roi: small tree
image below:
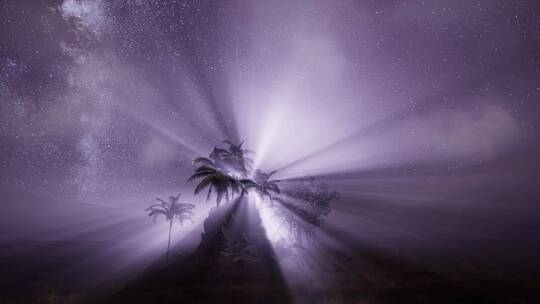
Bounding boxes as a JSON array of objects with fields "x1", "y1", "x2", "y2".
[{"x1": 145, "y1": 193, "x2": 195, "y2": 262}]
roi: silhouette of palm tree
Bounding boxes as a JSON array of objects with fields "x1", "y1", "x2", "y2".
[
  {"x1": 145, "y1": 193, "x2": 195, "y2": 261},
  {"x1": 189, "y1": 144, "x2": 255, "y2": 206},
  {"x1": 221, "y1": 140, "x2": 254, "y2": 176},
  {"x1": 188, "y1": 161, "x2": 248, "y2": 206},
  {"x1": 252, "y1": 169, "x2": 281, "y2": 201}
]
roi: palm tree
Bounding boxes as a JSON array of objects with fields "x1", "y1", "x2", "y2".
[
  {"x1": 222, "y1": 140, "x2": 253, "y2": 158},
  {"x1": 253, "y1": 169, "x2": 281, "y2": 202},
  {"x1": 145, "y1": 193, "x2": 195, "y2": 261},
  {"x1": 222, "y1": 140, "x2": 254, "y2": 176},
  {"x1": 188, "y1": 148, "x2": 255, "y2": 206},
  {"x1": 187, "y1": 164, "x2": 239, "y2": 205}
]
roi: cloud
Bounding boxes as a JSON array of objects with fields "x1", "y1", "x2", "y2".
[
  {"x1": 396, "y1": 102, "x2": 520, "y2": 164},
  {"x1": 60, "y1": 0, "x2": 109, "y2": 39}
]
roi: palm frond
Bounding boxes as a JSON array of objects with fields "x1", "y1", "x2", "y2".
[
  {"x1": 192, "y1": 157, "x2": 214, "y2": 166},
  {"x1": 187, "y1": 171, "x2": 211, "y2": 181},
  {"x1": 193, "y1": 165, "x2": 218, "y2": 173},
  {"x1": 188, "y1": 166, "x2": 217, "y2": 181},
  {"x1": 145, "y1": 204, "x2": 167, "y2": 211},
  {"x1": 239, "y1": 178, "x2": 257, "y2": 187},
  {"x1": 206, "y1": 184, "x2": 213, "y2": 201},
  {"x1": 216, "y1": 191, "x2": 224, "y2": 206},
  {"x1": 194, "y1": 175, "x2": 214, "y2": 194},
  {"x1": 156, "y1": 198, "x2": 169, "y2": 206},
  {"x1": 222, "y1": 139, "x2": 235, "y2": 147},
  {"x1": 171, "y1": 203, "x2": 190, "y2": 212},
  {"x1": 211, "y1": 147, "x2": 230, "y2": 158},
  {"x1": 148, "y1": 209, "x2": 167, "y2": 222},
  {"x1": 175, "y1": 210, "x2": 195, "y2": 218},
  {"x1": 267, "y1": 183, "x2": 280, "y2": 194},
  {"x1": 229, "y1": 180, "x2": 240, "y2": 195}
]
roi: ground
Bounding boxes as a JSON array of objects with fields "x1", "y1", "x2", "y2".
[{"x1": 2, "y1": 232, "x2": 538, "y2": 304}]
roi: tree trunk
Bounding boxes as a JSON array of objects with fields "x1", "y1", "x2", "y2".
[{"x1": 166, "y1": 219, "x2": 173, "y2": 262}]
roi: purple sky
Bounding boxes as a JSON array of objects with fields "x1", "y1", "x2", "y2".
[{"x1": 1, "y1": 0, "x2": 540, "y2": 271}]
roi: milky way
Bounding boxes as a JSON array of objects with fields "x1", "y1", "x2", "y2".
[{"x1": 1, "y1": 0, "x2": 540, "y2": 282}]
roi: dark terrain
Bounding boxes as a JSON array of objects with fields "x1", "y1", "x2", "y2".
[{"x1": 2, "y1": 233, "x2": 538, "y2": 304}]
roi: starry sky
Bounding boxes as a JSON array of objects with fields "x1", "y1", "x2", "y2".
[{"x1": 1, "y1": 0, "x2": 540, "y2": 262}]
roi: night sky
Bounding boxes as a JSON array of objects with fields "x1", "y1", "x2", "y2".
[{"x1": 1, "y1": 0, "x2": 540, "y2": 276}]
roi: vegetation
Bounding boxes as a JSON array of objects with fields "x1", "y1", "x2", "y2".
[
  {"x1": 185, "y1": 139, "x2": 338, "y2": 265},
  {"x1": 252, "y1": 169, "x2": 280, "y2": 202},
  {"x1": 145, "y1": 193, "x2": 195, "y2": 261},
  {"x1": 143, "y1": 138, "x2": 338, "y2": 266},
  {"x1": 187, "y1": 140, "x2": 257, "y2": 206}
]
